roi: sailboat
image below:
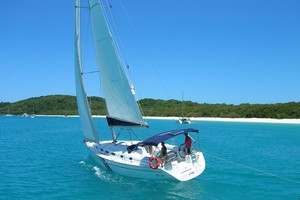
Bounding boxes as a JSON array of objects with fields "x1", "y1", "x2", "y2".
[
  {"x1": 177, "y1": 92, "x2": 192, "y2": 124},
  {"x1": 75, "y1": 0, "x2": 205, "y2": 181},
  {"x1": 5, "y1": 107, "x2": 13, "y2": 117}
]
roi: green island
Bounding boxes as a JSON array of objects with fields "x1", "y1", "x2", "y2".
[{"x1": 1, "y1": 95, "x2": 300, "y2": 119}]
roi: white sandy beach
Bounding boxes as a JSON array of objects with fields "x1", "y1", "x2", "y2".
[
  {"x1": 34, "y1": 115, "x2": 300, "y2": 124},
  {"x1": 144, "y1": 116, "x2": 300, "y2": 124}
]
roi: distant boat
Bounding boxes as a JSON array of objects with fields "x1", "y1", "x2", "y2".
[
  {"x1": 75, "y1": 0, "x2": 205, "y2": 181},
  {"x1": 5, "y1": 107, "x2": 13, "y2": 117},
  {"x1": 31, "y1": 107, "x2": 35, "y2": 118},
  {"x1": 177, "y1": 92, "x2": 192, "y2": 124},
  {"x1": 178, "y1": 117, "x2": 192, "y2": 124},
  {"x1": 64, "y1": 107, "x2": 68, "y2": 118},
  {"x1": 22, "y1": 113, "x2": 29, "y2": 117}
]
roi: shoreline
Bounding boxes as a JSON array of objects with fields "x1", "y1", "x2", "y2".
[
  {"x1": 4, "y1": 115, "x2": 300, "y2": 124},
  {"x1": 192, "y1": 117, "x2": 300, "y2": 124},
  {"x1": 145, "y1": 116, "x2": 300, "y2": 124},
  {"x1": 40, "y1": 115, "x2": 300, "y2": 124}
]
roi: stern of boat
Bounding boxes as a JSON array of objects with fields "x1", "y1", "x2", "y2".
[{"x1": 161, "y1": 151, "x2": 206, "y2": 181}]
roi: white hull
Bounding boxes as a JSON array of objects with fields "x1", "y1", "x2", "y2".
[{"x1": 86, "y1": 140, "x2": 205, "y2": 181}]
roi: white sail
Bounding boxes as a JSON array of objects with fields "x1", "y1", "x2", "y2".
[
  {"x1": 88, "y1": 0, "x2": 148, "y2": 127},
  {"x1": 75, "y1": 0, "x2": 99, "y2": 143}
]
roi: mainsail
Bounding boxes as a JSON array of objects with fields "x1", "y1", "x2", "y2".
[
  {"x1": 75, "y1": 0, "x2": 99, "y2": 143},
  {"x1": 88, "y1": 0, "x2": 148, "y2": 127}
]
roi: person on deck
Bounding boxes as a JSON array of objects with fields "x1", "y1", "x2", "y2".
[
  {"x1": 184, "y1": 133, "x2": 192, "y2": 155},
  {"x1": 160, "y1": 142, "x2": 168, "y2": 167}
]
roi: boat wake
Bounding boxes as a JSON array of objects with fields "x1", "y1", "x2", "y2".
[
  {"x1": 79, "y1": 157, "x2": 137, "y2": 185},
  {"x1": 79, "y1": 159, "x2": 110, "y2": 180},
  {"x1": 91, "y1": 165, "x2": 140, "y2": 186},
  {"x1": 79, "y1": 158, "x2": 205, "y2": 198},
  {"x1": 93, "y1": 166, "x2": 106, "y2": 179}
]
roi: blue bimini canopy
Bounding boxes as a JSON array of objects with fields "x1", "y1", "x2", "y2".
[{"x1": 127, "y1": 128, "x2": 199, "y2": 152}]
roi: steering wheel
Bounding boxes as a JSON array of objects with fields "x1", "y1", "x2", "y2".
[{"x1": 178, "y1": 143, "x2": 186, "y2": 158}]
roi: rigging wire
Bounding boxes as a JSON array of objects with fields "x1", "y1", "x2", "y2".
[
  {"x1": 112, "y1": 0, "x2": 171, "y2": 119},
  {"x1": 116, "y1": 129, "x2": 141, "y2": 142},
  {"x1": 205, "y1": 152, "x2": 300, "y2": 184},
  {"x1": 116, "y1": 0, "x2": 171, "y2": 100},
  {"x1": 101, "y1": 0, "x2": 132, "y2": 86},
  {"x1": 103, "y1": 1, "x2": 138, "y2": 102},
  {"x1": 80, "y1": 0, "x2": 103, "y2": 125},
  {"x1": 100, "y1": 1, "x2": 137, "y2": 95},
  {"x1": 100, "y1": 0, "x2": 150, "y2": 120},
  {"x1": 81, "y1": 1, "x2": 98, "y2": 79},
  {"x1": 103, "y1": 0, "x2": 130, "y2": 69}
]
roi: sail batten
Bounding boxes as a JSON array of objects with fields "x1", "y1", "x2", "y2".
[
  {"x1": 75, "y1": 0, "x2": 99, "y2": 143},
  {"x1": 88, "y1": 0, "x2": 148, "y2": 128}
]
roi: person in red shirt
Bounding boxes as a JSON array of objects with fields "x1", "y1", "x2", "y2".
[{"x1": 184, "y1": 133, "x2": 192, "y2": 155}]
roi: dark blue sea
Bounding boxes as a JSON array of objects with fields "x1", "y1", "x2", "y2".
[{"x1": 0, "y1": 116, "x2": 299, "y2": 199}]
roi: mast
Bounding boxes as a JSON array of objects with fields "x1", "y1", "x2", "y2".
[{"x1": 75, "y1": 0, "x2": 99, "y2": 143}]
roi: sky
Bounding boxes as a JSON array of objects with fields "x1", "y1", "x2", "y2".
[{"x1": 0, "y1": 0, "x2": 299, "y2": 105}]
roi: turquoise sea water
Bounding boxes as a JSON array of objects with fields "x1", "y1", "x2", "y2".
[{"x1": 0, "y1": 116, "x2": 299, "y2": 200}]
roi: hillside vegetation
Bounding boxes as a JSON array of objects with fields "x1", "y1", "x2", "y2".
[
  {"x1": 0, "y1": 95, "x2": 106, "y2": 116},
  {"x1": 1, "y1": 95, "x2": 300, "y2": 119}
]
